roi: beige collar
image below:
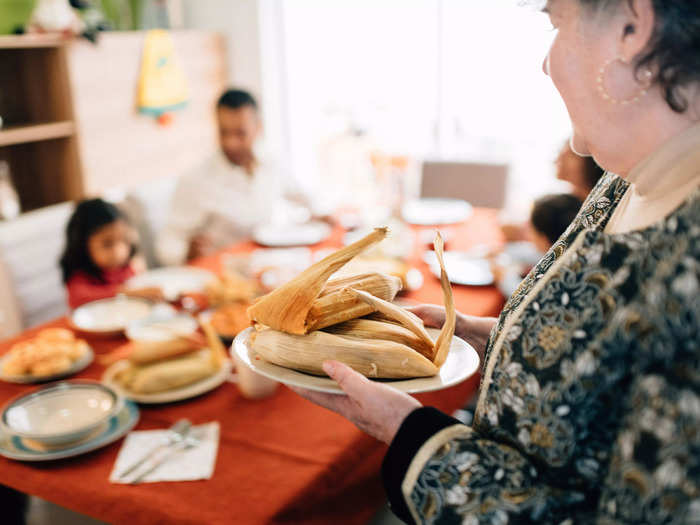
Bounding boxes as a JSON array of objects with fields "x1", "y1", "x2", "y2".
[{"x1": 625, "y1": 121, "x2": 700, "y2": 198}]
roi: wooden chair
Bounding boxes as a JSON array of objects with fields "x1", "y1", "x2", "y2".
[{"x1": 420, "y1": 161, "x2": 509, "y2": 208}]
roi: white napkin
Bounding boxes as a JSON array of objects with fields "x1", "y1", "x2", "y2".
[{"x1": 109, "y1": 422, "x2": 219, "y2": 484}]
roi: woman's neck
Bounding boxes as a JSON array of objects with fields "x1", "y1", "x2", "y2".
[{"x1": 605, "y1": 88, "x2": 699, "y2": 178}]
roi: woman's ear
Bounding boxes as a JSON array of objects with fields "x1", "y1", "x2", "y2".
[{"x1": 620, "y1": 0, "x2": 655, "y2": 64}]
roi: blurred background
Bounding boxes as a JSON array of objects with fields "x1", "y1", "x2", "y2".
[{"x1": 0, "y1": 0, "x2": 577, "y2": 339}]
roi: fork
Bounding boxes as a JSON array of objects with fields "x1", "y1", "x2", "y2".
[
  {"x1": 115, "y1": 419, "x2": 191, "y2": 480},
  {"x1": 129, "y1": 431, "x2": 203, "y2": 484}
]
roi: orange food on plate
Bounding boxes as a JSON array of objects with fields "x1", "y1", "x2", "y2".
[{"x1": 211, "y1": 303, "x2": 252, "y2": 338}]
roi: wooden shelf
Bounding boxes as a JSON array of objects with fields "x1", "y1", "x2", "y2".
[
  {"x1": 0, "y1": 121, "x2": 75, "y2": 147},
  {"x1": 0, "y1": 35, "x2": 67, "y2": 49}
]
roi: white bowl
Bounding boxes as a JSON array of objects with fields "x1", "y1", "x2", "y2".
[{"x1": 0, "y1": 382, "x2": 123, "y2": 448}]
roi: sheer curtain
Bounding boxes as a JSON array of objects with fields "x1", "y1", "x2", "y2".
[{"x1": 276, "y1": 0, "x2": 573, "y2": 216}]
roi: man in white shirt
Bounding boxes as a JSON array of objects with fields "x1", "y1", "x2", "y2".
[{"x1": 157, "y1": 89, "x2": 297, "y2": 265}]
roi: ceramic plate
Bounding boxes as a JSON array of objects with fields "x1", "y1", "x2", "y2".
[
  {"x1": 102, "y1": 358, "x2": 233, "y2": 404},
  {"x1": 126, "y1": 267, "x2": 217, "y2": 301},
  {"x1": 424, "y1": 251, "x2": 494, "y2": 286},
  {"x1": 125, "y1": 313, "x2": 199, "y2": 342},
  {"x1": 252, "y1": 221, "x2": 331, "y2": 247},
  {"x1": 70, "y1": 297, "x2": 168, "y2": 335},
  {"x1": 402, "y1": 198, "x2": 473, "y2": 225},
  {"x1": 233, "y1": 327, "x2": 480, "y2": 395},
  {"x1": 0, "y1": 400, "x2": 139, "y2": 462},
  {"x1": 0, "y1": 346, "x2": 94, "y2": 384}
]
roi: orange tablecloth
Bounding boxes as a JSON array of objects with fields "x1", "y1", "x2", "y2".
[{"x1": 0, "y1": 210, "x2": 505, "y2": 525}]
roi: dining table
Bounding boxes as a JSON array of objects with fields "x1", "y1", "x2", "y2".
[{"x1": 0, "y1": 209, "x2": 505, "y2": 525}]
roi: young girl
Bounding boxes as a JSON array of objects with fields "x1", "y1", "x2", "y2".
[{"x1": 60, "y1": 198, "x2": 162, "y2": 309}]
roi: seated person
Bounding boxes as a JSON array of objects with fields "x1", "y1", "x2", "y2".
[
  {"x1": 157, "y1": 89, "x2": 305, "y2": 265},
  {"x1": 500, "y1": 141, "x2": 604, "y2": 241},
  {"x1": 60, "y1": 199, "x2": 162, "y2": 309},
  {"x1": 492, "y1": 193, "x2": 582, "y2": 298}
]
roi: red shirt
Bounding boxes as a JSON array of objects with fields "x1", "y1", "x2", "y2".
[{"x1": 66, "y1": 266, "x2": 136, "y2": 309}]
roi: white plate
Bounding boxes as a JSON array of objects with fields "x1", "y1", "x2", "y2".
[
  {"x1": 126, "y1": 314, "x2": 199, "y2": 343},
  {"x1": 252, "y1": 221, "x2": 331, "y2": 247},
  {"x1": 0, "y1": 346, "x2": 94, "y2": 384},
  {"x1": 126, "y1": 267, "x2": 217, "y2": 301},
  {"x1": 424, "y1": 251, "x2": 494, "y2": 286},
  {"x1": 233, "y1": 327, "x2": 480, "y2": 395},
  {"x1": 0, "y1": 400, "x2": 139, "y2": 462},
  {"x1": 102, "y1": 358, "x2": 233, "y2": 404},
  {"x1": 71, "y1": 297, "x2": 165, "y2": 335},
  {"x1": 402, "y1": 198, "x2": 473, "y2": 225}
]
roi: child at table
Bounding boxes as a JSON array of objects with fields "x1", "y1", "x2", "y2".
[
  {"x1": 60, "y1": 198, "x2": 163, "y2": 309},
  {"x1": 492, "y1": 193, "x2": 583, "y2": 298}
]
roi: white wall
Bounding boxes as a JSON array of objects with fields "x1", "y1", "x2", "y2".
[{"x1": 182, "y1": 0, "x2": 289, "y2": 163}]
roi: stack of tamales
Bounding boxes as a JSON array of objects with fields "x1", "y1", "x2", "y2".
[{"x1": 247, "y1": 228, "x2": 456, "y2": 379}]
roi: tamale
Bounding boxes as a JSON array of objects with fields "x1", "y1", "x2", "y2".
[
  {"x1": 306, "y1": 273, "x2": 402, "y2": 331},
  {"x1": 120, "y1": 350, "x2": 216, "y2": 394},
  {"x1": 252, "y1": 328, "x2": 438, "y2": 378},
  {"x1": 250, "y1": 230, "x2": 457, "y2": 379},
  {"x1": 324, "y1": 318, "x2": 435, "y2": 361},
  {"x1": 344, "y1": 288, "x2": 436, "y2": 360},
  {"x1": 247, "y1": 228, "x2": 397, "y2": 334},
  {"x1": 432, "y1": 233, "x2": 455, "y2": 367}
]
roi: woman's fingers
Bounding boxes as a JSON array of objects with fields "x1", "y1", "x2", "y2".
[
  {"x1": 288, "y1": 362, "x2": 422, "y2": 444},
  {"x1": 288, "y1": 385, "x2": 352, "y2": 413},
  {"x1": 322, "y1": 360, "x2": 372, "y2": 400},
  {"x1": 406, "y1": 304, "x2": 446, "y2": 328}
]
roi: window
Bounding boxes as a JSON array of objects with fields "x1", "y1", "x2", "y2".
[{"x1": 276, "y1": 0, "x2": 572, "y2": 215}]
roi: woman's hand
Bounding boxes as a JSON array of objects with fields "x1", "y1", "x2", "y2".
[
  {"x1": 406, "y1": 304, "x2": 497, "y2": 363},
  {"x1": 289, "y1": 361, "x2": 421, "y2": 444}
]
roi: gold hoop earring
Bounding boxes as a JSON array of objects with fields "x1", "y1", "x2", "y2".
[{"x1": 596, "y1": 57, "x2": 653, "y2": 105}]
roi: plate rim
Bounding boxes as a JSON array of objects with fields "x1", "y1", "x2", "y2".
[
  {"x1": 101, "y1": 355, "x2": 233, "y2": 404},
  {"x1": 0, "y1": 400, "x2": 139, "y2": 461},
  {"x1": 70, "y1": 296, "x2": 160, "y2": 335},
  {"x1": 401, "y1": 198, "x2": 473, "y2": 226},
  {"x1": 0, "y1": 346, "x2": 95, "y2": 384},
  {"x1": 252, "y1": 221, "x2": 332, "y2": 247},
  {"x1": 125, "y1": 267, "x2": 217, "y2": 300},
  {"x1": 232, "y1": 326, "x2": 480, "y2": 395}
]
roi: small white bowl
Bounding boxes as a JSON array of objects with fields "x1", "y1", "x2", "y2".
[{"x1": 0, "y1": 381, "x2": 123, "y2": 448}]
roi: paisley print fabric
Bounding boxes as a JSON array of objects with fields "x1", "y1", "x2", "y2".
[{"x1": 403, "y1": 174, "x2": 699, "y2": 524}]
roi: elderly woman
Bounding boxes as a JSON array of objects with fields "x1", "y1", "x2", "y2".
[{"x1": 293, "y1": 1, "x2": 699, "y2": 523}]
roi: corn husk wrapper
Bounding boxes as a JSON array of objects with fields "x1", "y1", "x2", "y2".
[
  {"x1": 324, "y1": 318, "x2": 435, "y2": 361},
  {"x1": 247, "y1": 228, "x2": 393, "y2": 334},
  {"x1": 345, "y1": 288, "x2": 436, "y2": 360},
  {"x1": 432, "y1": 233, "x2": 455, "y2": 367},
  {"x1": 117, "y1": 350, "x2": 216, "y2": 394},
  {"x1": 249, "y1": 230, "x2": 456, "y2": 379},
  {"x1": 129, "y1": 338, "x2": 203, "y2": 365},
  {"x1": 252, "y1": 328, "x2": 438, "y2": 378}
]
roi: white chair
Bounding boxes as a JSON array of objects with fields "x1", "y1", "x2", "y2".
[
  {"x1": 420, "y1": 161, "x2": 509, "y2": 208},
  {"x1": 0, "y1": 202, "x2": 74, "y2": 338},
  {"x1": 117, "y1": 176, "x2": 179, "y2": 269}
]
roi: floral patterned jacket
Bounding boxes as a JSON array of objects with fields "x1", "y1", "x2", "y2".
[{"x1": 382, "y1": 173, "x2": 699, "y2": 524}]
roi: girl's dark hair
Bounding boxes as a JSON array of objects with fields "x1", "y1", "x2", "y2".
[
  {"x1": 579, "y1": 0, "x2": 700, "y2": 113},
  {"x1": 531, "y1": 193, "x2": 584, "y2": 244},
  {"x1": 59, "y1": 198, "x2": 134, "y2": 283}
]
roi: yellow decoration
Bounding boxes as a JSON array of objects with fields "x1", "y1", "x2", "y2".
[{"x1": 137, "y1": 30, "x2": 188, "y2": 116}]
